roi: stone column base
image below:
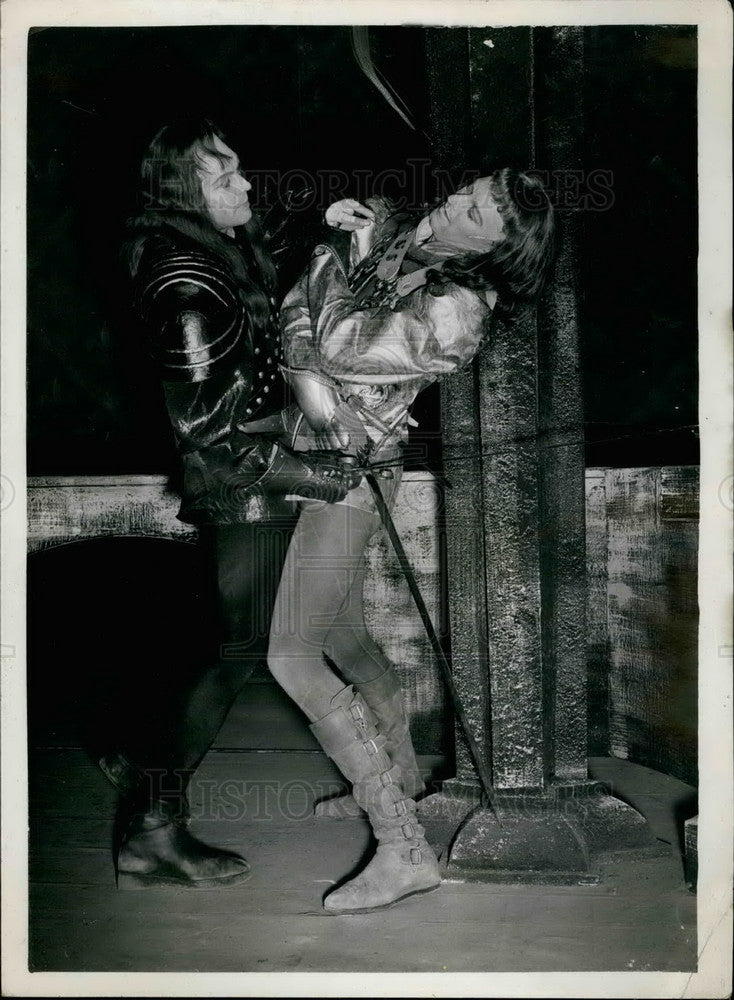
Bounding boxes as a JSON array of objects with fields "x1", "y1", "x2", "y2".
[{"x1": 418, "y1": 779, "x2": 668, "y2": 885}]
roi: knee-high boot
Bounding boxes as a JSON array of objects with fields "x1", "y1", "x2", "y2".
[
  {"x1": 310, "y1": 685, "x2": 440, "y2": 914},
  {"x1": 314, "y1": 667, "x2": 426, "y2": 819},
  {"x1": 100, "y1": 752, "x2": 251, "y2": 889}
]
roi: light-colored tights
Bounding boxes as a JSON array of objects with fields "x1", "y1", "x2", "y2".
[{"x1": 267, "y1": 502, "x2": 396, "y2": 723}]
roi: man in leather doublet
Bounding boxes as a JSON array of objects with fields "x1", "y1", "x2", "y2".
[
  {"x1": 136, "y1": 233, "x2": 289, "y2": 523},
  {"x1": 101, "y1": 118, "x2": 358, "y2": 890}
]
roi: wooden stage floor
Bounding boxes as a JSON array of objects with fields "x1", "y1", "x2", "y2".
[{"x1": 26, "y1": 683, "x2": 697, "y2": 975}]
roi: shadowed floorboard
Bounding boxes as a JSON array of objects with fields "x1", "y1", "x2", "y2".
[
  {"x1": 23, "y1": 681, "x2": 698, "y2": 973},
  {"x1": 27, "y1": 743, "x2": 697, "y2": 973}
]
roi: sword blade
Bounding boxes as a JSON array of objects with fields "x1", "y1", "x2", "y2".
[{"x1": 365, "y1": 473, "x2": 500, "y2": 820}]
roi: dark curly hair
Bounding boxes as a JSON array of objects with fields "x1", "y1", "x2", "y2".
[{"x1": 428, "y1": 169, "x2": 556, "y2": 311}]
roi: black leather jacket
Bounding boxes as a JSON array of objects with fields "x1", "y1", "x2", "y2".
[{"x1": 131, "y1": 224, "x2": 293, "y2": 524}]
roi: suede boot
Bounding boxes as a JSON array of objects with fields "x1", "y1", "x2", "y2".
[
  {"x1": 314, "y1": 668, "x2": 426, "y2": 819},
  {"x1": 310, "y1": 685, "x2": 440, "y2": 914}
]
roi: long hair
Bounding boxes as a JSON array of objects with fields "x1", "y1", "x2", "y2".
[
  {"x1": 122, "y1": 116, "x2": 277, "y2": 337},
  {"x1": 432, "y1": 169, "x2": 556, "y2": 312}
]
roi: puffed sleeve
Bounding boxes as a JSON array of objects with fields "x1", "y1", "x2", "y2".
[
  {"x1": 134, "y1": 248, "x2": 267, "y2": 472},
  {"x1": 281, "y1": 246, "x2": 491, "y2": 386},
  {"x1": 137, "y1": 251, "x2": 250, "y2": 384},
  {"x1": 132, "y1": 244, "x2": 297, "y2": 522}
]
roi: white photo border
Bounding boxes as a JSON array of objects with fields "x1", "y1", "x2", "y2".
[{"x1": 2, "y1": 1, "x2": 732, "y2": 997}]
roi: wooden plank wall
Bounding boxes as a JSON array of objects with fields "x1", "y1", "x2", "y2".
[
  {"x1": 27, "y1": 468, "x2": 699, "y2": 781},
  {"x1": 26, "y1": 473, "x2": 450, "y2": 757},
  {"x1": 27, "y1": 475, "x2": 195, "y2": 551},
  {"x1": 585, "y1": 467, "x2": 699, "y2": 786}
]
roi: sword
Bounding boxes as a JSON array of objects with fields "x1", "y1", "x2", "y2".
[{"x1": 363, "y1": 471, "x2": 500, "y2": 820}]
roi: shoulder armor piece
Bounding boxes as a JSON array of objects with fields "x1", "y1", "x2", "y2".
[{"x1": 136, "y1": 249, "x2": 250, "y2": 383}]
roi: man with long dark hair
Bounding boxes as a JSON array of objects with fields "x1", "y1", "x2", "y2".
[
  {"x1": 101, "y1": 117, "x2": 359, "y2": 888},
  {"x1": 266, "y1": 170, "x2": 557, "y2": 912}
]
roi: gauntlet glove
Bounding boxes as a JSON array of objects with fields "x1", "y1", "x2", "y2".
[
  {"x1": 251, "y1": 443, "x2": 362, "y2": 503},
  {"x1": 184, "y1": 436, "x2": 363, "y2": 522}
]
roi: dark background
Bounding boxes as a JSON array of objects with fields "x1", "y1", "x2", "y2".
[{"x1": 27, "y1": 24, "x2": 698, "y2": 475}]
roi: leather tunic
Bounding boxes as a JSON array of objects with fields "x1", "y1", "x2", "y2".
[{"x1": 132, "y1": 227, "x2": 293, "y2": 525}]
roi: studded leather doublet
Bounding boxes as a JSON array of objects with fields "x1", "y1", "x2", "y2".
[{"x1": 134, "y1": 234, "x2": 289, "y2": 524}]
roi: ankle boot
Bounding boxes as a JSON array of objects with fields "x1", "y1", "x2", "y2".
[
  {"x1": 314, "y1": 668, "x2": 426, "y2": 819},
  {"x1": 310, "y1": 685, "x2": 440, "y2": 914},
  {"x1": 116, "y1": 795, "x2": 251, "y2": 889},
  {"x1": 101, "y1": 752, "x2": 250, "y2": 889}
]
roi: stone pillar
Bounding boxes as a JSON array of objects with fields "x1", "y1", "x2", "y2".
[
  {"x1": 426, "y1": 26, "x2": 540, "y2": 800},
  {"x1": 534, "y1": 27, "x2": 589, "y2": 785},
  {"x1": 421, "y1": 26, "x2": 664, "y2": 879}
]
